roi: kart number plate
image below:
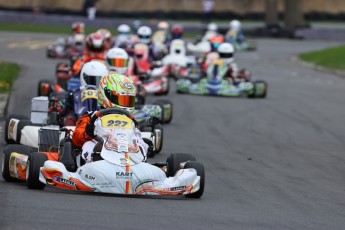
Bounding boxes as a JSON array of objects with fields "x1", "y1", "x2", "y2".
[
  {"x1": 101, "y1": 115, "x2": 133, "y2": 129},
  {"x1": 82, "y1": 90, "x2": 98, "y2": 101}
]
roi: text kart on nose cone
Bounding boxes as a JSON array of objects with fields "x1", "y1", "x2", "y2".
[{"x1": 27, "y1": 108, "x2": 205, "y2": 198}]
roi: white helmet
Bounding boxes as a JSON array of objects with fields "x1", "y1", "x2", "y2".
[
  {"x1": 230, "y1": 20, "x2": 241, "y2": 32},
  {"x1": 137, "y1": 26, "x2": 152, "y2": 44},
  {"x1": 217, "y1": 43, "x2": 234, "y2": 64},
  {"x1": 207, "y1": 23, "x2": 218, "y2": 32},
  {"x1": 80, "y1": 61, "x2": 108, "y2": 87},
  {"x1": 117, "y1": 24, "x2": 131, "y2": 35},
  {"x1": 106, "y1": 48, "x2": 129, "y2": 74}
]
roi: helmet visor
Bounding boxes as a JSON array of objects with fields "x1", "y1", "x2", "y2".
[
  {"x1": 219, "y1": 52, "x2": 233, "y2": 59},
  {"x1": 83, "y1": 73, "x2": 101, "y2": 86},
  {"x1": 106, "y1": 58, "x2": 128, "y2": 68},
  {"x1": 104, "y1": 88, "x2": 135, "y2": 108}
]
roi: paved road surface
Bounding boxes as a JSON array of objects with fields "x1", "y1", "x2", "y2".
[{"x1": 1, "y1": 32, "x2": 345, "y2": 230}]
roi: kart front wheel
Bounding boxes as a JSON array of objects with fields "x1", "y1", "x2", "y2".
[
  {"x1": 166, "y1": 153, "x2": 197, "y2": 177},
  {"x1": 26, "y1": 152, "x2": 47, "y2": 190},
  {"x1": 154, "y1": 124, "x2": 163, "y2": 154},
  {"x1": 184, "y1": 161, "x2": 205, "y2": 199},
  {"x1": 153, "y1": 99, "x2": 173, "y2": 124},
  {"x1": 2, "y1": 145, "x2": 37, "y2": 182}
]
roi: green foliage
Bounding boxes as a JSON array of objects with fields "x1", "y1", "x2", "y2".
[
  {"x1": 0, "y1": 23, "x2": 117, "y2": 35},
  {"x1": 0, "y1": 61, "x2": 20, "y2": 93},
  {"x1": 299, "y1": 45, "x2": 345, "y2": 70}
]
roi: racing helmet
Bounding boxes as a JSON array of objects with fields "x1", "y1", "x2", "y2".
[
  {"x1": 210, "y1": 34, "x2": 224, "y2": 51},
  {"x1": 230, "y1": 20, "x2": 241, "y2": 32},
  {"x1": 217, "y1": 43, "x2": 235, "y2": 64},
  {"x1": 207, "y1": 23, "x2": 218, "y2": 32},
  {"x1": 117, "y1": 24, "x2": 131, "y2": 35},
  {"x1": 86, "y1": 33, "x2": 106, "y2": 53},
  {"x1": 137, "y1": 26, "x2": 152, "y2": 44},
  {"x1": 98, "y1": 73, "x2": 136, "y2": 113},
  {"x1": 72, "y1": 22, "x2": 85, "y2": 34},
  {"x1": 170, "y1": 24, "x2": 184, "y2": 39},
  {"x1": 106, "y1": 48, "x2": 129, "y2": 74},
  {"x1": 157, "y1": 21, "x2": 169, "y2": 30},
  {"x1": 97, "y1": 28, "x2": 113, "y2": 45},
  {"x1": 80, "y1": 61, "x2": 108, "y2": 86}
]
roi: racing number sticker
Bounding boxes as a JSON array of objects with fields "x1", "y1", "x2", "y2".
[
  {"x1": 107, "y1": 120, "x2": 128, "y2": 127},
  {"x1": 81, "y1": 90, "x2": 98, "y2": 101},
  {"x1": 100, "y1": 115, "x2": 133, "y2": 129}
]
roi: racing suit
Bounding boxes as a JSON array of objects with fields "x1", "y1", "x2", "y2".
[{"x1": 71, "y1": 112, "x2": 149, "y2": 163}]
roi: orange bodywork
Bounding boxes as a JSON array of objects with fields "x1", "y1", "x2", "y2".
[{"x1": 42, "y1": 168, "x2": 93, "y2": 192}]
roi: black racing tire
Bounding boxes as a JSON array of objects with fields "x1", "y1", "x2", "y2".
[
  {"x1": 184, "y1": 161, "x2": 205, "y2": 199},
  {"x1": 16, "y1": 120, "x2": 32, "y2": 144},
  {"x1": 2, "y1": 145, "x2": 37, "y2": 182},
  {"x1": 253, "y1": 80, "x2": 267, "y2": 98},
  {"x1": 153, "y1": 99, "x2": 173, "y2": 124},
  {"x1": 162, "y1": 78, "x2": 170, "y2": 95},
  {"x1": 154, "y1": 124, "x2": 163, "y2": 154},
  {"x1": 166, "y1": 153, "x2": 197, "y2": 177},
  {"x1": 26, "y1": 152, "x2": 47, "y2": 190},
  {"x1": 5, "y1": 114, "x2": 29, "y2": 144}
]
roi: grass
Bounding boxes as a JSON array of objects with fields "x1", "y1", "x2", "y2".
[
  {"x1": 0, "y1": 22, "x2": 199, "y2": 39},
  {"x1": 0, "y1": 23, "x2": 117, "y2": 35},
  {"x1": 299, "y1": 45, "x2": 345, "y2": 70},
  {"x1": 0, "y1": 61, "x2": 20, "y2": 93}
]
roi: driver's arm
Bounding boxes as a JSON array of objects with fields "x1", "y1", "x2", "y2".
[{"x1": 71, "y1": 114, "x2": 93, "y2": 148}]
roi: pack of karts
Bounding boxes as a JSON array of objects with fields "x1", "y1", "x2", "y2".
[
  {"x1": 4, "y1": 87, "x2": 168, "y2": 157},
  {"x1": 2, "y1": 109, "x2": 205, "y2": 198}
]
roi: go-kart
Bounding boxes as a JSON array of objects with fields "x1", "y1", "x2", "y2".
[
  {"x1": 176, "y1": 59, "x2": 267, "y2": 98},
  {"x1": 46, "y1": 34, "x2": 85, "y2": 59},
  {"x1": 127, "y1": 43, "x2": 170, "y2": 95},
  {"x1": 225, "y1": 31, "x2": 256, "y2": 51},
  {"x1": 25, "y1": 108, "x2": 205, "y2": 198}
]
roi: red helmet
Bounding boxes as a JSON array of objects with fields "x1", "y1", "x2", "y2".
[
  {"x1": 86, "y1": 33, "x2": 106, "y2": 53},
  {"x1": 72, "y1": 22, "x2": 85, "y2": 34},
  {"x1": 170, "y1": 25, "x2": 184, "y2": 39}
]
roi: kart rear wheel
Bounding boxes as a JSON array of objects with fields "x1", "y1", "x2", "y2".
[
  {"x1": 37, "y1": 80, "x2": 52, "y2": 96},
  {"x1": 184, "y1": 161, "x2": 205, "y2": 199},
  {"x1": 26, "y1": 152, "x2": 47, "y2": 190},
  {"x1": 166, "y1": 153, "x2": 197, "y2": 177},
  {"x1": 5, "y1": 114, "x2": 29, "y2": 144},
  {"x1": 153, "y1": 100, "x2": 173, "y2": 124},
  {"x1": 2, "y1": 145, "x2": 37, "y2": 182},
  {"x1": 253, "y1": 80, "x2": 267, "y2": 98}
]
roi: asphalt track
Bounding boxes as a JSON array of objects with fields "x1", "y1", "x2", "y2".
[{"x1": 1, "y1": 32, "x2": 345, "y2": 230}]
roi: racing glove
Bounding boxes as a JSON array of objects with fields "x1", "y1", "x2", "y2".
[{"x1": 85, "y1": 123, "x2": 95, "y2": 138}]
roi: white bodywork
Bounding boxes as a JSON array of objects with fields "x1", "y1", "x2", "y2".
[{"x1": 39, "y1": 114, "x2": 200, "y2": 195}]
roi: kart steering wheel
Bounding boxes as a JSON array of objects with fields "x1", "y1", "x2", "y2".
[{"x1": 90, "y1": 108, "x2": 137, "y2": 126}]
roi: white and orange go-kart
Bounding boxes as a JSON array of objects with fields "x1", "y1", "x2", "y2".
[{"x1": 25, "y1": 108, "x2": 205, "y2": 198}]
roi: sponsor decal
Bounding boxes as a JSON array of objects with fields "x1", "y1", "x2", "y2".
[
  {"x1": 120, "y1": 158, "x2": 128, "y2": 165},
  {"x1": 8, "y1": 119, "x2": 16, "y2": 140},
  {"x1": 124, "y1": 83, "x2": 133, "y2": 89},
  {"x1": 78, "y1": 169, "x2": 82, "y2": 175},
  {"x1": 163, "y1": 186, "x2": 187, "y2": 192},
  {"x1": 116, "y1": 171, "x2": 133, "y2": 180},
  {"x1": 54, "y1": 176, "x2": 76, "y2": 187},
  {"x1": 85, "y1": 174, "x2": 96, "y2": 180}
]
